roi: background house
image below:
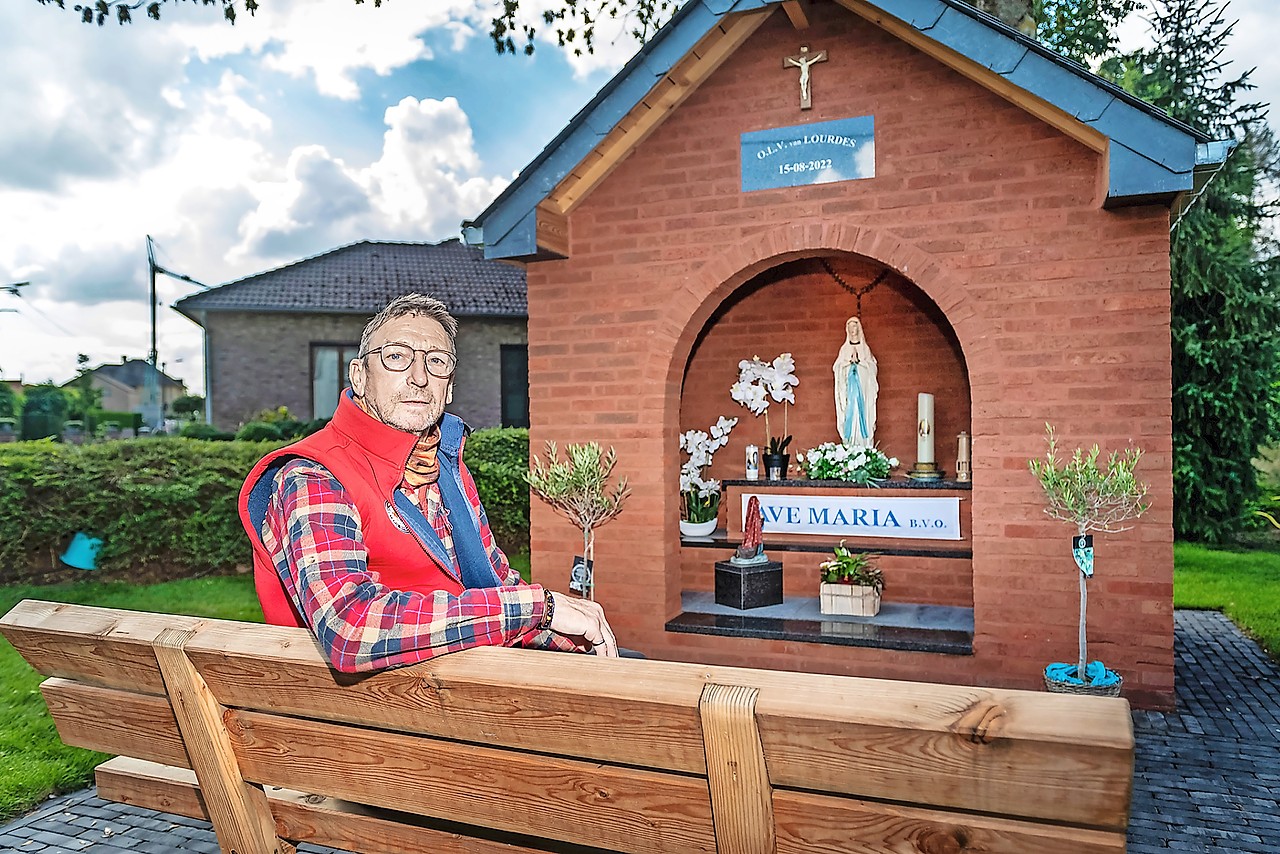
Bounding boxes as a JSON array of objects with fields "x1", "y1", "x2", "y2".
[
  {"x1": 67, "y1": 359, "x2": 187, "y2": 415},
  {"x1": 175, "y1": 239, "x2": 529, "y2": 431}
]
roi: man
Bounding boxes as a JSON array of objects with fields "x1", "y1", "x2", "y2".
[{"x1": 239, "y1": 294, "x2": 618, "y2": 672}]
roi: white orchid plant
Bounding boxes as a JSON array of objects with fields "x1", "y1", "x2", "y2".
[
  {"x1": 730, "y1": 353, "x2": 799, "y2": 456},
  {"x1": 679, "y1": 416, "x2": 738, "y2": 524}
]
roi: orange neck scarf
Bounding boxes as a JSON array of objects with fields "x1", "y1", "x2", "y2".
[{"x1": 355, "y1": 395, "x2": 441, "y2": 489}]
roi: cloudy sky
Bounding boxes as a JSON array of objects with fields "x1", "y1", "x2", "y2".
[{"x1": 0, "y1": 0, "x2": 1275, "y2": 396}]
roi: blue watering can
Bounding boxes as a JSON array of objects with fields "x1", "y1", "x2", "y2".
[{"x1": 60, "y1": 532, "x2": 103, "y2": 571}]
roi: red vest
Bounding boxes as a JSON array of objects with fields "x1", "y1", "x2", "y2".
[{"x1": 239, "y1": 393, "x2": 467, "y2": 627}]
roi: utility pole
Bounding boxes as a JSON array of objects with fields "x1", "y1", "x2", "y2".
[{"x1": 144, "y1": 237, "x2": 205, "y2": 431}]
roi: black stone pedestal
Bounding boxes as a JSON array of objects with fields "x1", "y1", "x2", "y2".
[{"x1": 714, "y1": 560, "x2": 783, "y2": 610}]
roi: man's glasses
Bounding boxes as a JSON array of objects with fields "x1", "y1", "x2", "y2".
[{"x1": 362, "y1": 343, "x2": 457, "y2": 378}]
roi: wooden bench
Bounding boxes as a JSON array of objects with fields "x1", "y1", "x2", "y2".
[{"x1": 1, "y1": 599, "x2": 1135, "y2": 853}]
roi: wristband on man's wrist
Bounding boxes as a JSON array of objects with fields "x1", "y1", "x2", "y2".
[{"x1": 540, "y1": 589, "x2": 556, "y2": 630}]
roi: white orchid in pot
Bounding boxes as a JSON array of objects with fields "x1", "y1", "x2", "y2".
[
  {"x1": 731, "y1": 353, "x2": 799, "y2": 480},
  {"x1": 679, "y1": 416, "x2": 737, "y2": 537},
  {"x1": 1028, "y1": 424, "x2": 1150, "y2": 697}
]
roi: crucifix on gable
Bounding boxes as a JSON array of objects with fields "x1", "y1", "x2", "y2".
[{"x1": 784, "y1": 45, "x2": 827, "y2": 110}]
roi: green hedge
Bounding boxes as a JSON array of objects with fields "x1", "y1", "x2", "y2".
[
  {"x1": 0, "y1": 429, "x2": 532, "y2": 583},
  {"x1": 466, "y1": 427, "x2": 531, "y2": 555},
  {"x1": 0, "y1": 438, "x2": 286, "y2": 582}
]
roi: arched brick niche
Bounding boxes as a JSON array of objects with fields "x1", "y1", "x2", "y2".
[
  {"x1": 677, "y1": 252, "x2": 972, "y2": 606},
  {"x1": 680, "y1": 254, "x2": 970, "y2": 486}
]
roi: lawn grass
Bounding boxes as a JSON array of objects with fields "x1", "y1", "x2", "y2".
[
  {"x1": 0, "y1": 574, "x2": 261, "y2": 822},
  {"x1": 1174, "y1": 542, "x2": 1280, "y2": 658}
]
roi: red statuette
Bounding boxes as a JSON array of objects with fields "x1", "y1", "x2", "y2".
[{"x1": 736, "y1": 496, "x2": 764, "y2": 561}]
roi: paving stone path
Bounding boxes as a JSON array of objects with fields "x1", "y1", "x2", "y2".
[
  {"x1": 2, "y1": 610, "x2": 1278, "y2": 852},
  {"x1": 1129, "y1": 611, "x2": 1280, "y2": 852}
]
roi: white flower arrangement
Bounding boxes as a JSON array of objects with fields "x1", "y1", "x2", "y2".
[
  {"x1": 730, "y1": 353, "x2": 799, "y2": 454},
  {"x1": 679, "y1": 416, "x2": 738, "y2": 523},
  {"x1": 798, "y1": 442, "x2": 899, "y2": 485}
]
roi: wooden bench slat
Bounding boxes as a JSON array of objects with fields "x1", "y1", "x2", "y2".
[
  {"x1": 772, "y1": 788, "x2": 1127, "y2": 854},
  {"x1": 757, "y1": 702, "x2": 1134, "y2": 831},
  {"x1": 95, "y1": 758, "x2": 590, "y2": 854},
  {"x1": 225, "y1": 708, "x2": 719, "y2": 854},
  {"x1": 40, "y1": 678, "x2": 190, "y2": 768},
  {"x1": 1, "y1": 601, "x2": 204, "y2": 694},
  {"x1": 188, "y1": 646, "x2": 711, "y2": 776}
]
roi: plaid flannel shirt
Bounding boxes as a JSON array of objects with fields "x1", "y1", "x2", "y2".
[{"x1": 261, "y1": 457, "x2": 577, "y2": 672}]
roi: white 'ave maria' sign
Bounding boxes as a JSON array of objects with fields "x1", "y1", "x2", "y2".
[{"x1": 741, "y1": 493, "x2": 962, "y2": 541}]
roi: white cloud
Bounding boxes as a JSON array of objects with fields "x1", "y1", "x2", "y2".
[
  {"x1": 165, "y1": 0, "x2": 493, "y2": 99},
  {"x1": 235, "y1": 96, "x2": 509, "y2": 260}
]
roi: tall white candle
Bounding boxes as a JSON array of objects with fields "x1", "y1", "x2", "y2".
[{"x1": 917, "y1": 393, "x2": 935, "y2": 464}]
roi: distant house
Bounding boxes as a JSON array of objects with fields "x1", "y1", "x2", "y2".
[
  {"x1": 175, "y1": 240, "x2": 529, "y2": 431},
  {"x1": 67, "y1": 359, "x2": 187, "y2": 415}
]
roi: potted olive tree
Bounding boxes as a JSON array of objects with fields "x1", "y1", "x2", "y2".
[
  {"x1": 526, "y1": 441, "x2": 630, "y2": 600},
  {"x1": 1028, "y1": 425, "x2": 1150, "y2": 696}
]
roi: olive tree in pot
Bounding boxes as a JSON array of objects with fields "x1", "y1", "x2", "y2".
[
  {"x1": 526, "y1": 441, "x2": 630, "y2": 601},
  {"x1": 1028, "y1": 425, "x2": 1150, "y2": 696}
]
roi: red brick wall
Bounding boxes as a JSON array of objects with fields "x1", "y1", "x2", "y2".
[{"x1": 524, "y1": 5, "x2": 1175, "y2": 707}]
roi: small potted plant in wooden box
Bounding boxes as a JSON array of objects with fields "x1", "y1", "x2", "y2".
[{"x1": 819, "y1": 542, "x2": 883, "y2": 616}]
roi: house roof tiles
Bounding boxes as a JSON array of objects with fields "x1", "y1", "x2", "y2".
[{"x1": 175, "y1": 240, "x2": 526, "y2": 320}]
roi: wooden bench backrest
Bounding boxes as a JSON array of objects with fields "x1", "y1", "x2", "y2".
[{"x1": 2, "y1": 600, "x2": 1134, "y2": 854}]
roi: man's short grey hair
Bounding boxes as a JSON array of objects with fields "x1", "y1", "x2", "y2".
[{"x1": 359, "y1": 294, "x2": 459, "y2": 356}]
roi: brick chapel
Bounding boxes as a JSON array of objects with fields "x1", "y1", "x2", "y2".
[{"x1": 465, "y1": 0, "x2": 1227, "y2": 708}]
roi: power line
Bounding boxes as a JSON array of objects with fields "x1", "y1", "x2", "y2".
[{"x1": 13, "y1": 302, "x2": 75, "y2": 337}]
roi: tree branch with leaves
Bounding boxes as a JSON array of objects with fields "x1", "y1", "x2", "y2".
[{"x1": 525, "y1": 440, "x2": 630, "y2": 599}]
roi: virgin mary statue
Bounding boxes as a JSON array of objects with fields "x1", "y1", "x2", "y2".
[{"x1": 833, "y1": 316, "x2": 878, "y2": 447}]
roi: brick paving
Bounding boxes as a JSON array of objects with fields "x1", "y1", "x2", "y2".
[
  {"x1": 2, "y1": 609, "x2": 1277, "y2": 853},
  {"x1": 1129, "y1": 611, "x2": 1280, "y2": 852}
]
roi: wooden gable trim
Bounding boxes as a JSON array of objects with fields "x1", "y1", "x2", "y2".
[
  {"x1": 782, "y1": 0, "x2": 811, "y2": 30},
  {"x1": 833, "y1": 0, "x2": 1108, "y2": 155},
  {"x1": 544, "y1": 7, "x2": 775, "y2": 217},
  {"x1": 534, "y1": 203, "x2": 570, "y2": 259}
]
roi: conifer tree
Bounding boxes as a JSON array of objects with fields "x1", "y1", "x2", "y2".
[{"x1": 1102, "y1": 0, "x2": 1280, "y2": 541}]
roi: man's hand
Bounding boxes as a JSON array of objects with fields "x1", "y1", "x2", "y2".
[{"x1": 549, "y1": 594, "x2": 618, "y2": 657}]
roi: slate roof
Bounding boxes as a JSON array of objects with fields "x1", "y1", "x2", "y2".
[
  {"x1": 82, "y1": 360, "x2": 184, "y2": 392},
  {"x1": 465, "y1": 0, "x2": 1230, "y2": 261},
  {"x1": 175, "y1": 240, "x2": 527, "y2": 322}
]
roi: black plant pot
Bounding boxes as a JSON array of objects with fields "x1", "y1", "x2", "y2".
[{"x1": 762, "y1": 453, "x2": 790, "y2": 481}]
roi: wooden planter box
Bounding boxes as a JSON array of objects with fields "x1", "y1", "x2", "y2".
[{"x1": 820, "y1": 582, "x2": 881, "y2": 616}]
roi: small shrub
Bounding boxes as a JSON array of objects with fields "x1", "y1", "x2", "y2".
[
  {"x1": 181, "y1": 422, "x2": 235, "y2": 441},
  {"x1": 235, "y1": 421, "x2": 284, "y2": 442}
]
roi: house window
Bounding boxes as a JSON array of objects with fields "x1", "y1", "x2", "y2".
[
  {"x1": 500, "y1": 344, "x2": 530, "y2": 428},
  {"x1": 312, "y1": 344, "x2": 361, "y2": 420}
]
